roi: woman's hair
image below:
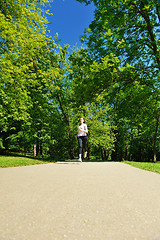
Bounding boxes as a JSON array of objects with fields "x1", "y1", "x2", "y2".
[{"x1": 80, "y1": 117, "x2": 86, "y2": 123}]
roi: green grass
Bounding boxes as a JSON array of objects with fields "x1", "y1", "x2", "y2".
[
  {"x1": 0, "y1": 155, "x2": 55, "y2": 168},
  {"x1": 124, "y1": 161, "x2": 160, "y2": 174}
]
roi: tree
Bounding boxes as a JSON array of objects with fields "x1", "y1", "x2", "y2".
[
  {"x1": 68, "y1": 48, "x2": 118, "y2": 160},
  {"x1": 84, "y1": 96, "x2": 116, "y2": 161},
  {"x1": 76, "y1": 0, "x2": 160, "y2": 162},
  {"x1": 77, "y1": 0, "x2": 160, "y2": 69},
  {"x1": 0, "y1": 0, "x2": 59, "y2": 154},
  {"x1": 48, "y1": 45, "x2": 78, "y2": 159}
]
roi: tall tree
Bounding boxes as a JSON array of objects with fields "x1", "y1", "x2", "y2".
[
  {"x1": 0, "y1": 0, "x2": 58, "y2": 153},
  {"x1": 49, "y1": 45, "x2": 77, "y2": 159},
  {"x1": 76, "y1": 0, "x2": 160, "y2": 162},
  {"x1": 68, "y1": 48, "x2": 118, "y2": 160}
]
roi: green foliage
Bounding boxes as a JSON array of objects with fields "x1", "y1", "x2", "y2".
[
  {"x1": 78, "y1": 0, "x2": 160, "y2": 70},
  {"x1": 68, "y1": 49, "x2": 120, "y2": 159},
  {"x1": 76, "y1": 0, "x2": 160, "y2": 162},
  {"x1": 1, "y1": 0, "x2": 160, "y2": 163},
  {"x1": 84, "y1": 97, "x2": 115, "y2": 151},
  {"x1": 0, "y1": 0, "x2": 61, "y2": 156}
]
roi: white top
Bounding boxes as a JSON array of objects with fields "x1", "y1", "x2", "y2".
[{"x1": 77, "y1": 123, "x2": 88, "y2": 137}]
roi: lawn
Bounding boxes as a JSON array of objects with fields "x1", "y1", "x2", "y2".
[
  {"x1": 1, "y1": 155, "x2": 160, "y2": 173},
  {"x1": 124, "y1": 161, "x2": 160, "y2": 174},
  {"x1": 0, "y1": 155, "x2": 54, "y2": 168}
]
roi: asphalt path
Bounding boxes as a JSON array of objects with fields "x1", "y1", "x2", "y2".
[{"x1": 0, "y1": 162, "x2": 160, "y2": 240}]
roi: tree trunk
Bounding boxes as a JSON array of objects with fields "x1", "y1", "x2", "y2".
[
  {"x1": 56, "y1": 94, "x2": 75, "y2": 159},
  {"x1": 104, "y1": 149, "x2": 110, "y2": 161},
  {"x1": 33, "y1": 144, "x2": 36, "y2": 157},
  {"x1": 125, "y1": 143, "x2": 128, "y2": 161},
  {"x1": 101, "y1": 147, "x2": 104, "y2": 161},
  {"x1": 87, "y1": 143, "x2": 91, "y2": 161},
  {"x1": 153, "y1": 116, "x2": 159, "y2": 162},
  {"x1": 36, "y1": 144, "x2": 40, "y2": 157},
  {"x1": 40, "y1": 145, "x2": 43, "y2": 156},
  {"x1": 68, "y1": 128, "x2": 75, "y2": 159}
]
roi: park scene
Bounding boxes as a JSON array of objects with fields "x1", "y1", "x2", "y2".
[{"x1": 0, "y1": 0, "x2": 160, "y2": 239}]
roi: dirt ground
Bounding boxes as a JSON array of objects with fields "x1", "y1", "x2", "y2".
[{"x1": 0, "y1": 162, "x2": 160, "y2": 240}]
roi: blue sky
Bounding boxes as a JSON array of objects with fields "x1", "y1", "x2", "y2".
[{"x1": 45, "y1": 0, "x2": 95, "y2": 50}]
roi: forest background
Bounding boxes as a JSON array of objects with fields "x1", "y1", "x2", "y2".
[{"x1": 0, "y1": 0, "x2": 160, "y2": 162}]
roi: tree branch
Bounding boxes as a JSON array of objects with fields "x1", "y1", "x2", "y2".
[
  {"x1": 56, "y1": 94, "x2": 70, "y2": 127},
  {"x1": 138, "y1": 1, "x2": 160, "y2": 69},
  {"x1": 156, "y1": 3, "x2": 160, "y2": 22}
]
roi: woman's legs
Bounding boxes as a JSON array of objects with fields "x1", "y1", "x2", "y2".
[
  {"x1": 78, "y1": 137, "x2": 82, "y2": 160},
  {"x1": 78, "y1": 136, "x2": 88, "y2": 161},
  {"x1": 82, "y1": 136, "x2": 88, "y2": 158}
]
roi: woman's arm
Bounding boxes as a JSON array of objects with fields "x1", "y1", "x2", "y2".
[{"x1": 83, "y1": 124, "x2": 88, "y2": 134}]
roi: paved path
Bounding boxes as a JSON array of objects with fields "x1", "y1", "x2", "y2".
[{"x1": 0, "y1": 162, "x2": 160, "y2": 240}]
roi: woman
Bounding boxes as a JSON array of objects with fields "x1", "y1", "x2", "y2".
[{"x1": 76, "y1": 117, "x2": 88, "y2": 162}]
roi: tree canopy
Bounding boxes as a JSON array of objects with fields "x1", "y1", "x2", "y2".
[{"x1": 1, "y1": 0, "x2": 160, "y2": 162}]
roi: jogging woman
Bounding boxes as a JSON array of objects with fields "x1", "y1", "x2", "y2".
[{"x1": 76, "y1": 117, "x2": 88, "y2": 162}]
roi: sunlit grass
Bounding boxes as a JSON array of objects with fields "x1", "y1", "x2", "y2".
[
  {"x1": 0, "y1": 155, "x2": 54, "y2": 168},
  {"x1": 124, "y1": 161, "x2": 160, "y2": 174}
]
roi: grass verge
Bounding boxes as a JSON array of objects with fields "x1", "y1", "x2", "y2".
[
  {"x1": 0, "y1": 155, "x2": 55, "y2": 168},
  {"x1": 124, "y1": 161, "x2": 160, "y2": 174}
]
